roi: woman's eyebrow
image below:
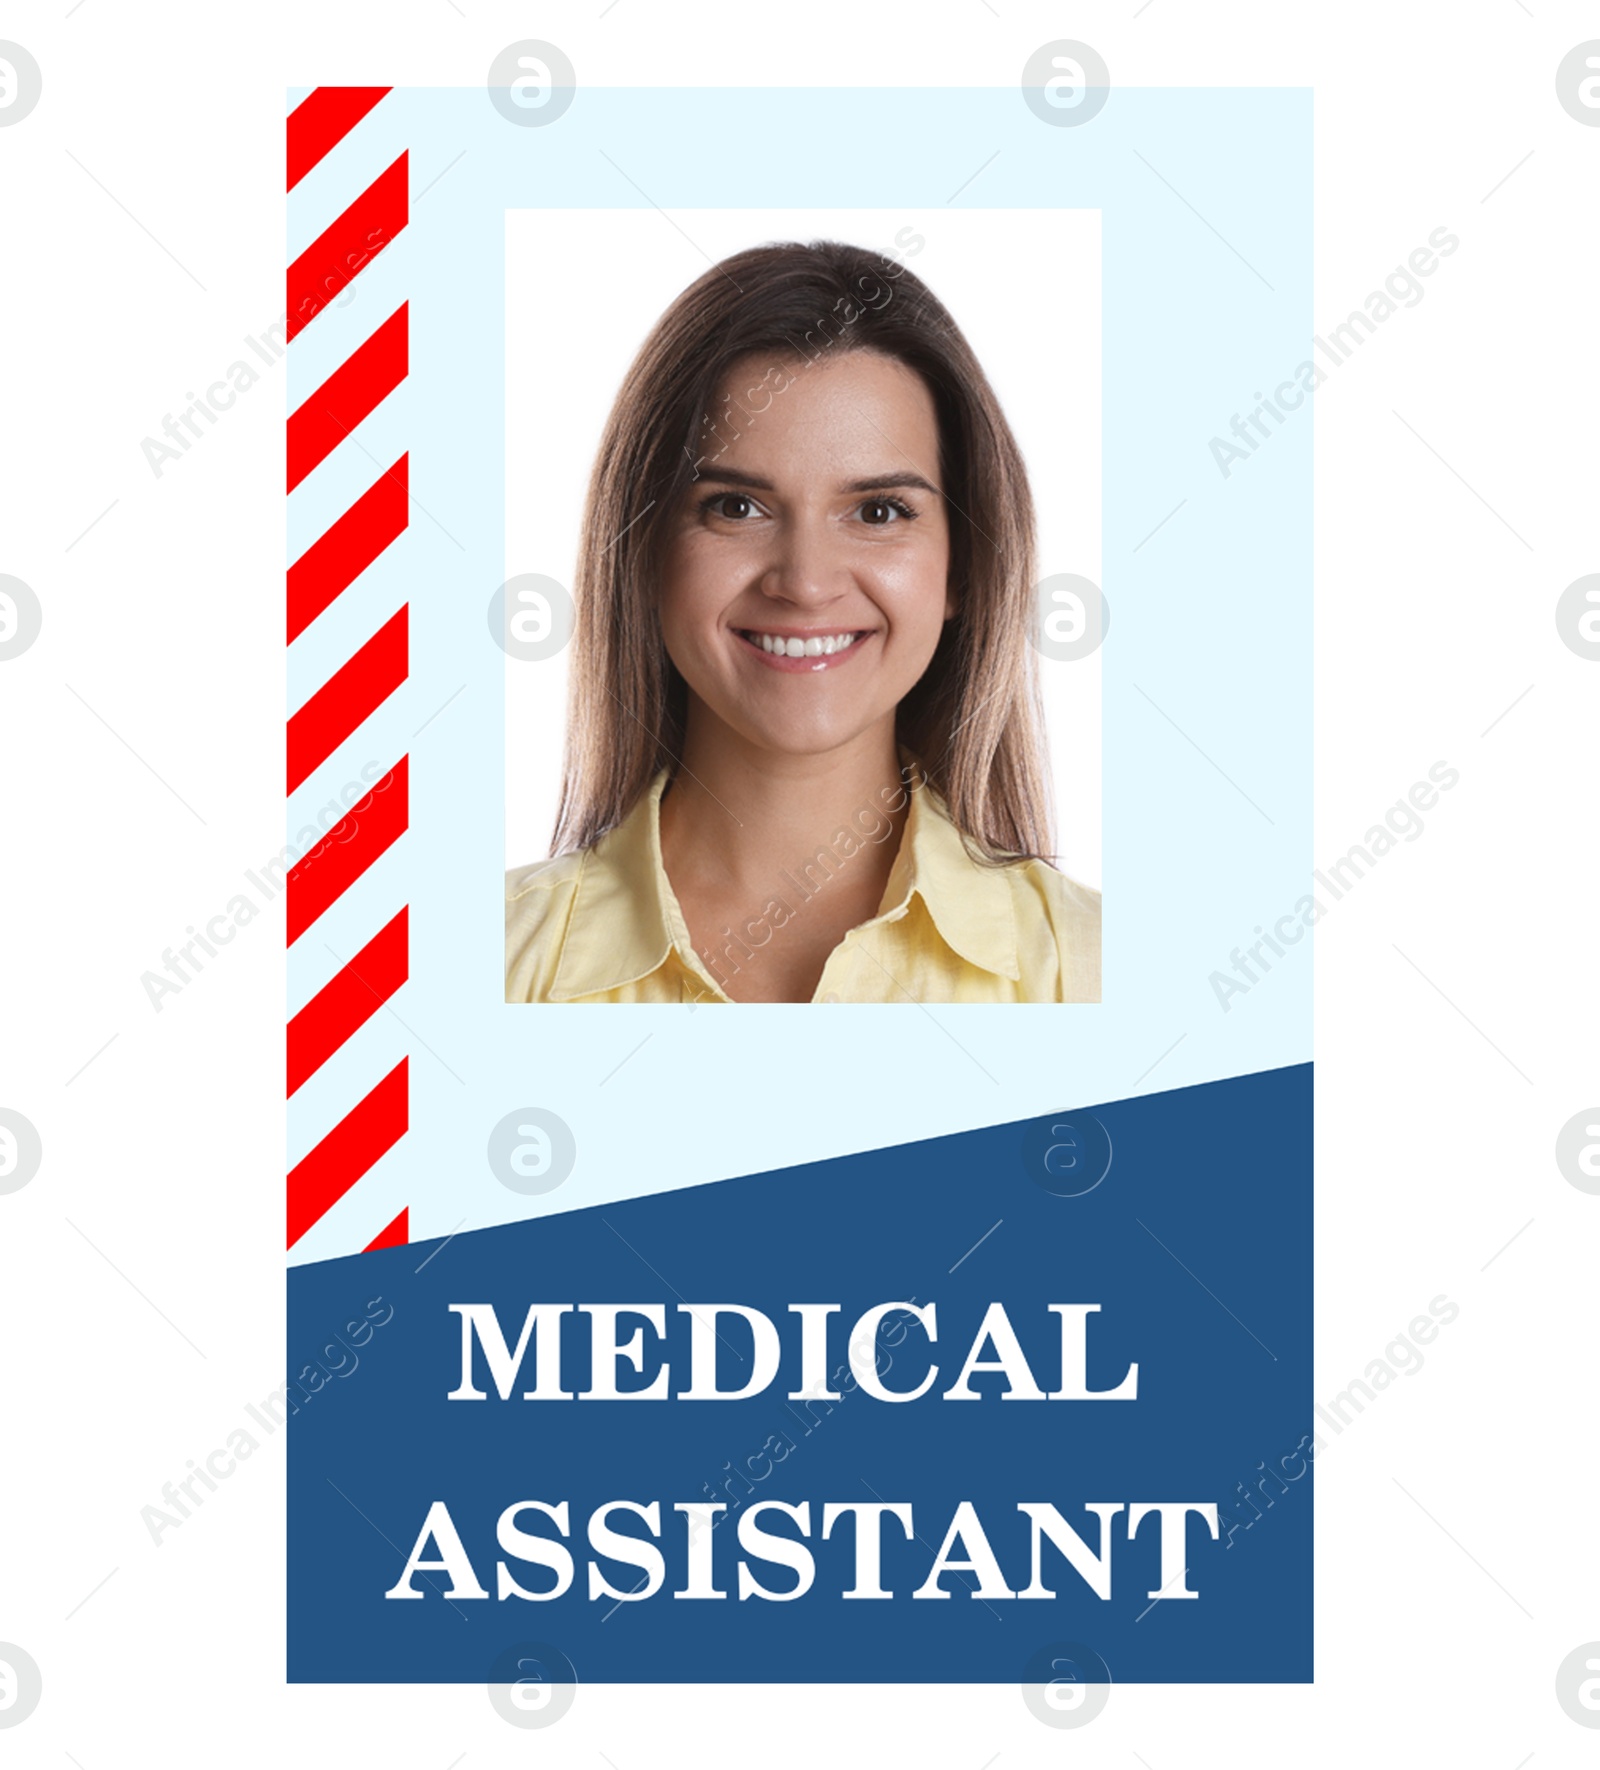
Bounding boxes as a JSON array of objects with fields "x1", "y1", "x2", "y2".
[
  {"x1": 839, "y1": 472, "x2": 941, "y2": 496},
  {"x1": 695, "y1": 465, "x2": 942, "y2": 496}
]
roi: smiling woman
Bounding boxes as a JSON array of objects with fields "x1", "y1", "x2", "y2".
[{"x1": 505, "y1": 239, "x2": 1100, "y2": 1005}]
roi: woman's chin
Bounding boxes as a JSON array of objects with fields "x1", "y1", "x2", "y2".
[{"x1": 725, "y1": 712, "x2": 892, "y2": 762}]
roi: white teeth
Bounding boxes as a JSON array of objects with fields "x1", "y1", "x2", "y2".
[{"x1": 750, "y1": 631, "x2": 859, "y2": 657}]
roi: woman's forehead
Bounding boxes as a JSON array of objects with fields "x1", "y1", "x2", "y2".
[{"x1": 695, "y1": 350, "x2": 941, "y2": 484}]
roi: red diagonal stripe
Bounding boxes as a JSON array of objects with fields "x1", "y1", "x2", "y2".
[
  {"x1": 287, "y1": 304, "x2": 408, "y2": 492},
  {"x1": 287, "y1": 606, "x2": 408, "y2": 793},
  {"x1": 287, "y1": 457, "x2": 407, "y2": 643},
  {"x1": 287, "y1": 153, "x2": 407, "y2": 341},
  {"x1": 286, "y1": 757, "x2": 408, "y2": 946},
  {"x1": 287, "y1": 86, "x2": 391, "y2": 191},
  {"x1": 287, "y1": 1059, "x2": 407, "y2": 1248},
  {"x1": 364, "y1": 1207, "x2": 409, "y2": 1252},
  {"x1": 287, "y1": 907, "x2": 408, "y2": 1097}
]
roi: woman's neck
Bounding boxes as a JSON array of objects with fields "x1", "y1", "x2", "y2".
[
  {"x1": 659, "y1": 708, "x2": 908, "y2": 899},
  {"x1": 656, "y1": 708, "x2": 912, "y2": 1001}
]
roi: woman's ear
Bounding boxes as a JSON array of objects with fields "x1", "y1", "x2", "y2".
[{"x1": 943, "y1": 578, "x2": 958, "y2": 622}]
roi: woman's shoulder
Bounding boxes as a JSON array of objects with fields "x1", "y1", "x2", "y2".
[
  {"x1": 506, "y1": 853, "x2": 588, "y2": 951},
  {"x1": 1014, "y1": 855, "x2": 1100, "y2": 922},
  {"x1": 506, "y1": 853, "x2": 587, "y2": 953},
  {"x1": 506, "y1": 851, "x2": 585, "y2": 907},
  {"x1": 1005, "y1": 855, "x2": 1101, "y2": 1003},
  {"x1": 505, "y1": 853, "x2": 587, "y2": 1003}
]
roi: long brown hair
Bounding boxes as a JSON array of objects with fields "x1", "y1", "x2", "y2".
[{"x1": 550, "y1": 238, "x2": 1054, "y2": 863}]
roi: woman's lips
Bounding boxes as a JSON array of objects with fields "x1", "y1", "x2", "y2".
[{"x1": 733, "y1": 627, "x2": 876, "y2": 673}]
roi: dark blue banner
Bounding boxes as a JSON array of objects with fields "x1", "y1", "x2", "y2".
[{"x1": 288, "y1": 1064, "x2": 1312, "y2": 1682}]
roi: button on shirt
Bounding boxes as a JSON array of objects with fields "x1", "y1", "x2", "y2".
[{"x1": 505, "y1": 770, "x2": 1100, "y2": 1004}]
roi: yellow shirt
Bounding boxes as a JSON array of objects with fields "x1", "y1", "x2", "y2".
[{"x1": 505, "y1": 770, "x2": 1100, "y2": 1004}]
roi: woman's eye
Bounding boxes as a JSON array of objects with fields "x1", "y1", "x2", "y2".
[{"x1": 697, "y1": 491, "x2": 916, "y2": 525}]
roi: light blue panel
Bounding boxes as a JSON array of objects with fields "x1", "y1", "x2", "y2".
[{"x1": 288, "y1": 85, "x2": 1313, "y2": 1264}]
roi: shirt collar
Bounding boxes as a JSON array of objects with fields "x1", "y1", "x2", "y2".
[
  {"x1": 545, "y1": 757, "x2": 1021, "y2": 999},
  {"x1": 873, "y1": 758, "x2": 1021, "y2": 982}
]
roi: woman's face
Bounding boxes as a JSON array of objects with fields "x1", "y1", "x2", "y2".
[{"x1": 657, "y1": 348, "x2": 953, "y2": 762}]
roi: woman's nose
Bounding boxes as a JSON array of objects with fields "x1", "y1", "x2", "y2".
[{"x1": 759, "y1": 517, "x2": 851, "y2": 606}]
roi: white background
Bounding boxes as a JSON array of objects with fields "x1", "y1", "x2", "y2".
[
  {"x1": 505, "y1": 206, "x2": 1102, "y2": 886},
  {"x1": 2, "y1": 3, "x2": 1598, "y2": 1767}
]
